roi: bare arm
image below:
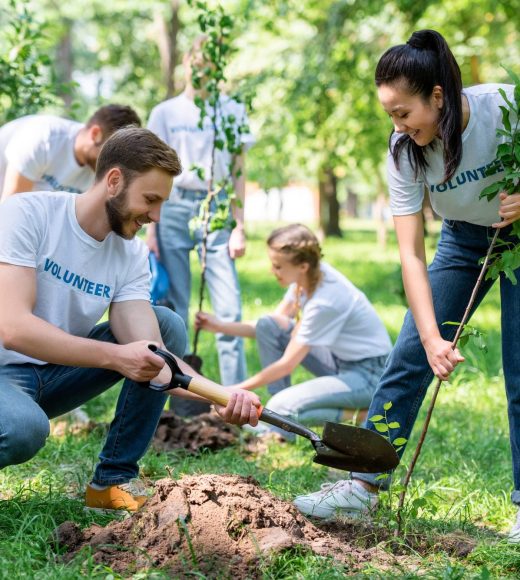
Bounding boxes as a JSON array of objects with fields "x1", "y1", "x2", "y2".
[
  {"x1": 394, "y1": 213, "x2": 464, "y2": 380},
  {"x1": 236, "y1": 336, "x2": 310, "y2": 391},
  {"x1": 0, "y1": 264, "x2": 164, "y2": 381},
  {"x1": 1, "y1": 165, "x2": 34, "y2": 200},
  {"x1": 228, "y1": 153, "x2": 246, "y2": 259}
]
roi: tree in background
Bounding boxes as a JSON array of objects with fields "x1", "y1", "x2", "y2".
[{"x1": 0, "y1": 0, "x2": 56, "y2": 123}]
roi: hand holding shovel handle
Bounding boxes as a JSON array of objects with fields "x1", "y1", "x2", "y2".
[{"x1": 144, "y1": 345, "x2": 399, "y2": 473}]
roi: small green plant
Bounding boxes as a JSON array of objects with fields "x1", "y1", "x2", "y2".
[{"x1": 368, "y1": 401, "x2": 407, "y2": 453}]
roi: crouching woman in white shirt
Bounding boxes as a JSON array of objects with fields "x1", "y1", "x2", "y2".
[{"x1": 195, "y1": 223, "x2": 392, "y2": 439}]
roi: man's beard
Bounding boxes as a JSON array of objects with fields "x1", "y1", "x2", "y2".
[{"x1": 105, "y1": 184, "x2": 132, "y2": 239}]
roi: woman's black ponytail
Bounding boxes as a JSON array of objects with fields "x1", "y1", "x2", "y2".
[{"x1": 375, "y1": 29, "x2": 463, "y2": 183}]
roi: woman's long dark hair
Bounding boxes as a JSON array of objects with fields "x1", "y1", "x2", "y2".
[{"x1": 375, "y1": 29, "x2": 463, "y2": 182}]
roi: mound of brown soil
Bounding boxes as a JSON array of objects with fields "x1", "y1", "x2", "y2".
[
  {"x1": 153, "y1": 411, "x2": 241, "y2": 453},
  {"x1": 55, "y1": 475, "x2": 382, "y2": 577}
]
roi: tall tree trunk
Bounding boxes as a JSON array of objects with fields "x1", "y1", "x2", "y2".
[
  {"x1": 56, "y1": 18, "x2": 74, "y2": 112},
  {"x1": 154, "y1": 0, "x2": 181, "y2": 99},
  {"x1": 318, "y1": 165, "x2": 342, "y2": 237}
]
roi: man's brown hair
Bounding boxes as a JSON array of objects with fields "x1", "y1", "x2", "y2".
[
  {"x1": 95, "y1": 127, "x2": 182, "y2": 183},
  {"x1": 86, "y1": 104, "x2": 141, "y2": 137}
]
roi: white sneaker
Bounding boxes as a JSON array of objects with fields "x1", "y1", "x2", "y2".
[
  {"x1": 508, "y1": 509, "x2": 520, "y2": 543},
  {"x1": 293, "y1": 479, "x2": 378, "y2": 520}
]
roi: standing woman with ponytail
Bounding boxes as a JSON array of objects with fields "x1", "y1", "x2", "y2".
[
  {"x1": 294, "y1": 30, "x2": 520, "y2": 536},
  {"x1": 196, "y1": 223, "x2": 391, "y2": 438}
]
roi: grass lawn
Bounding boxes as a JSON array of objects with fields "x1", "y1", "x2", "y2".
[{"x1": 1, "y1": 219, "x2": 520, "y2": 578}]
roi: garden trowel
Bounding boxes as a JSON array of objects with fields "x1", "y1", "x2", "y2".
[{"x1": 144, "y1": 345, "x2": 399, "y2": 473}]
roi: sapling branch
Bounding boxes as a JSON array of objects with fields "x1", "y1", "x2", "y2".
[{"x1": 186, "y1": 0, "x2": 253, "y2": 362}]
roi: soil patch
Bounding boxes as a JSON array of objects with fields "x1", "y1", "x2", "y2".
[
  {"x1": 153, "y1": 411, "x2": 242, "y2": 453},
  {"x1": 55, "y1": 475, "x2": 389, "y2": 577}
]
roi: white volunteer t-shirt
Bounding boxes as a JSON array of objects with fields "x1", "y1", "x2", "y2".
[
  {"x1": 147, "y1": 92, "x2": 254, "y2": 190},
  {"x1": 284, "y1": 263, "x2": 392, "y2": 362},
  {"x1": 388, "y1": 84, "x2": 516, "y2": 226},
  {"x1": 0, "y1": 115, "x2": 94, "y2": 197},
  {"x1": 0, "y1": 191, "x2": 151, "y2": 366}
]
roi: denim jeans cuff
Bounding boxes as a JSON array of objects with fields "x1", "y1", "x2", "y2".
[
  {"x1": 91, "y1": 475, "x2": 133, "y2": 487},
  {"x1": 351, "y1": 471, "x2": 392, "y2": 491},
  {"x1": 511, "y1": 490, "x2": 520, "y2": 506}
]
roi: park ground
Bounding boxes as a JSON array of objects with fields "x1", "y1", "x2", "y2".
[{"x1": 1, "y1": 221, "x2": 519, "y2": 578}]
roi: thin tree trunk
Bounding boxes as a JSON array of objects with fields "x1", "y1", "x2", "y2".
[
  {"x1": 154, "y1": 0, "x2": 181, "y2": 99},
  {"x1": 318, "y1": 165, "x2": 342, "y2": 237}
]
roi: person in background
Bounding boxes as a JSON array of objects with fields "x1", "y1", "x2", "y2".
[
  {"x1": 0, "y1": 127, "x2": 260, "y2": 512},
  {"x1": 293, "y1": 30, "x2": 520, "y2": 541},
  {"x1": 147, "y1": 35, "x2": 254, "y2": 416},
  {"x1": 196, "y1": 223, "x2": 391, "y2": 439},
  {"x1": 0, "y1": 104, "x2": 141, "y2": 199}
]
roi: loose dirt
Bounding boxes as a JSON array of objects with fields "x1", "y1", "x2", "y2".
[
  {"x1": 152, "y1": 411, "x2": 242, "y2": 453},
  {"x1": 55, "y1": 474, "x2": 389, "y2": 577},
  {"x1": 55, "y1": 475, "x2": 480, "y2": 577}
]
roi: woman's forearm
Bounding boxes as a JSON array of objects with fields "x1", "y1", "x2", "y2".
[{"x1": 401, "y1": 254, "x2": 439, "y2": 345}]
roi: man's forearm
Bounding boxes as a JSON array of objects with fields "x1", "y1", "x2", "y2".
[{"x1": 1, "y1": 312, "x2": 119, "y2": 369}]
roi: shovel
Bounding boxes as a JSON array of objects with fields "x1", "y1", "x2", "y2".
[{"x1": 145, "y1": 345, "x2": 399, "y2": 473}]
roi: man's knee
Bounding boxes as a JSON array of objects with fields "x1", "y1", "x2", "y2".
[
  {"x1": 0, "y1": 408, "x2": 49, "y2": 467},
  {"x1": 153, "y1": 305, "x2": 187, "y2": 357}
]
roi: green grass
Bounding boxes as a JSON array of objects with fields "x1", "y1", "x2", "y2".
[{"x1": 1, "y1": 219, "x2": 519, "y2": 578}]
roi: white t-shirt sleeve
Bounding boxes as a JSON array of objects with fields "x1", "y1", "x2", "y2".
[
  {"x1": 296, "y1": 300, "x2": 349, "y2": 347},
  {"x1": 147, "y1": 107, "x2": 169, "y2": 143},
  {"x1": 4, "y1": 130, "x2": 48, "y2": 182},
  {"x1": 387, "y1": 146, "x2": 424, "y2": 216},
  {"x1": 0, "y1": 197, "x2": 42, "y2": 267},
  {"x1": 112, "y1": 242, "x2": 151, "y2": 302}
]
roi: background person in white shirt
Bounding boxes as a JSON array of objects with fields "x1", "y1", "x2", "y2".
[
  {"x1": 196, "y1": 223, "x2": 391, "y2": 439},
  {"x1": 0, "y1": 104, "x2": 141, "y2": 199},
  {"x1": 147, "y1": 36, "x2": 253, "y2": 415}
]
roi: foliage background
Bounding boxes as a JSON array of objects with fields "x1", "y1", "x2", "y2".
[{"x1": 2, "y1": 0, "x2": 519, "y2": 234}]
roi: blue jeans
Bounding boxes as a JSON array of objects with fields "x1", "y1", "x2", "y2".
[
  {"x1": 156, "y1": 187, "x2": 247, "y2": 385},
  {"x1": 0, "y1": 306, "x2": 186, "y2": 485},
  {"x1": 352, "y1": 221, "x2": 520, "y2": 504},
  {"x1": 253, "y1": 315, "x2": 387, "y2": 439}
]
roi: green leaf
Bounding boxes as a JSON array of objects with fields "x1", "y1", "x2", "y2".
[
  {"x1": 479, "y1": 181, "x2": 502, "y2": 201},
  {"x1": 500, "y1": 106, "x2": 512, "y2": 132},
  {"x1": 375, "y1": 474, "x2": 390, "y2": 481},
  {"x1": 392, "y1": 437, "x2": 408, "y2": 446},
  {"x1": 383, "y1": 402, "x2": 392, "y2": 411},
  {"x1": 387, "y1": 422, "x2": 400, "y2": 429},
  {"x1": 368, "y1": 414, "x2": 384, "y2": 422},
  {"x1": 374, "y1": 423, "x2": 388, "y2": 433}
]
